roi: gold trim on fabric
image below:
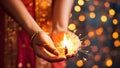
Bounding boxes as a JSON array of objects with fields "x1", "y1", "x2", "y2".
[{"x1": 4, "y1": 14, "x2": 18, "y2": 68}]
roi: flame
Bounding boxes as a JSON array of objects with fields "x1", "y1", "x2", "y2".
[{"x1": 63, "y1": 34, "x2": 68, "y2": 47}]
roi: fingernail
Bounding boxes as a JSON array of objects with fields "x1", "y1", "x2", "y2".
[
  {"x1": 53, "y1": 50, "x2": 59, "y2": 55},
  {"x1": 62, "y1": 56, "x2": 66, "y2": 60}
]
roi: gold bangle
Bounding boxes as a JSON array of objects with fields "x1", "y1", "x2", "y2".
[{"x1": 30, "y1": 31, "x2": 43, "y2": 47}]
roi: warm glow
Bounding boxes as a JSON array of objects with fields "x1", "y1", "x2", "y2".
[
  {"x1": 88, "y1": 31, "x2": 94, "y2": 38},
  {"x1": 104, "y1": 2, "x2": 110, "y2": 8},
  {"x1": 76, "y1": 60, "x2": 84, "y2": 67},
  {"x1": 18, "y1": 63, "x2": 22, "y2": 67},
  {"x1": 102, "y1": 47, "x2": 110, "y2": 54},
  {"x1": 113, "y1": 19, "x2": 118, "y2": 25},
  {"x1": 114, "y1": 40, "x2": 120, "y2": 47},
  {"x1": 63, "y1": 34, "x2": 68, "y2": 47},
  {"x1": 101, "y1": 15, "x2": 107, "y2": 23},
  {"x1": 74, "y1": 5, "x2": 81, "y2": 12},
  {"x1": 91, "y1": 46, "x2": 98, "y2": 53},
  {"x1": 41, "y1": 1, "x2": 48, "y2": 9},
  {"x1": 93, "y1": 0, "x2": 99, "y2": 6},
  {"x1": 79, "y1": 15, "x2": 86, "y2": 22},
  {"x1": 98, "y1": 35, "x2": 106, "y2": 42},
  {"x1": 78, "y1": 0, "x2": 85, "y2": 6},
  {"x1": 109, "y1": 9, "x2": 115, "y2": 16},
  {"x1": 89, "y1": 12, "x2": 96, "y2": 19},
  {"x1": 68, "y1": 24, "x2": 76, "y2": 31},
  {"x1": 96, "y1": 27, "x2": 103, "y2": 35},
  {"x1": 69, "y1": 13, "x2": 72, "y2": 18},
  {"x1": 105, "y1": 58, "x2": 113, "y2": 67},
  {"x1": 39, "y1": 18, "x2": 46, "y2": 22},
  {"x1": 41, "y1": 13, "x2": 47, "y2": 17},
  {"x1": 29, "y1": 2, "x2": 33, "y2": 7},
  {"x1": 84, "y1": 39, "x2": 91, "y2": 46},
  {"x1": 112, "y1": 32, "x2": 119, "y2": 39},
  {"x1": 89, "y1": 5, "x2": 95, "y2": 11},
  {"x1": 94, "y1": 54, "x2": 101, "y2": 62},
  {"x1": 92, "y1": 65, "x2": 99, "y2": 68}
]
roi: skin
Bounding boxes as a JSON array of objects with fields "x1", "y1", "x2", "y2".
[
  {"x1": 52, "y1": 0, "x2": 75, "y2": 58},
  {"x1": 0, "y1": 0, "x2": 75, "y2": 62}
]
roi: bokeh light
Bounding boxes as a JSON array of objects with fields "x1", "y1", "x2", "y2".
[
  {"x1": 74, "y1": 5, "x2": 81, "y2": 12},
  {"x1": 78, "y1": 15, "x2": 86, "y2": 22},
  {"x1": 112, "y1": 19, "x2": 118, "y2": 25},
  {"x1": 109, "y1": 9, "x2": 115, "y2": 16},
  {"x1": 76, "y1": 60, "x2": 84, "y2": 67},
  {"x1": 93, "y1": 0, "x2": 99, "y2": 6},
  {"x1": 89, "y1": 12, "x2": 96, "y2": 19},
  {"x1": 68, "y1": 23, "x2": 76, "y2": 31},
  {"x1": 91, "y1": 46, "x2": 98, "y2": 53},
  {"x1": 94, "y1": 54, "x2": 101, "y2": 62},
  {"x1": 112, "y1": 31, "x2": 119, "y2": 39},
  {"x1": 88, "y1": 31, "x2": 95, "y2": 38},
  {"x1": 114, "y1": 40, "x2": 120, "y2": 47},
  {"x1": 83, "y1": 39, "x2": 91, "y2": 46},
  {"x1": 105, "y1": 58, "x2": 113, "y2": 67},
  {"x1": 89, "y1": 5, "x2": 95, "y2": 11},
  {"x1": 78, "y1": 0, "x2": 85, "y2": 6},
  {"x1": 67, "y1": 0, "x2": 120, "y2": 68},
  {"x1": 101, "y1": 15, "x2": 107, "y2": 23},
  {"x1": 95, "y1": 27, "x2": 103, "y2": 36},
  {"x1": 104, "y1": 2, "x2": 110, "y2": 8},
  {"x1": 92, "y1": 65, "x2": 99, "y2": 68},
  {"x1": 40, "y1": 1, "x2": 48, "y2": 9}
]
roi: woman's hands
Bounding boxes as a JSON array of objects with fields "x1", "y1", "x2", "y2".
[
  {"x1": 50, "y1": 30, "x2": 82, "y2": 59},
  {"x1": 31, "y1": 31, "x2": 66, "y2": 62}
]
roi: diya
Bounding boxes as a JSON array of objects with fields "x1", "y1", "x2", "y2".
[{"x1": 51, "y1": 31, "x2": 81, "y2": 57}]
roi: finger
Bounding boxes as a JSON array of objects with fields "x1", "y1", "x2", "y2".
[
  {"x1": 66, "y1": 53, "x2": 75, "y2": 59},
  {"x1": 34, "y1": 45, "x2": 66, "y2": 62},
  {"x1": 38, "y1": 32, "x2": 60, "y2": 55}
]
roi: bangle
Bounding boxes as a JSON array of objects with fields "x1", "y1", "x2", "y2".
[{"x1": 30, "y1": 31, "x2": 43, "y2": 47}]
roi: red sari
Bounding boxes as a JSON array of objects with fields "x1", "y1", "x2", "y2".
[{"x1": 0, "y1": 0, "x2": 65, "y2": 68}]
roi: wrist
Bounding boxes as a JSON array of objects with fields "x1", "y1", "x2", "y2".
[{"x1": 52, "y1": 25, "x2": 68, "y2": 32}]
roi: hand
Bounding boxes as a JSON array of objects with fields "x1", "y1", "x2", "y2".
[
  {"x1": 31, "y1": 31, "x2": 66, "y2": 62},
  {"x1": 50, "y1": 31, "x2": 82, "y2": 59}
]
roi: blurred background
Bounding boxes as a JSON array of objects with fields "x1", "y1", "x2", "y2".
[
  {"x1": 67, "y1": 0, "x2": 120, "y2": 68},
  {"x1": 0, "y1": 0, "x2": 120, "y2": 68}
]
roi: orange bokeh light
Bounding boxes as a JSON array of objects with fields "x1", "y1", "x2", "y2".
[
  {"x1": 92, "y1": 65, "x2": 99, "y2": 68},
  {"x1": 76, "y1": 60, "x2": 84, "y2": 67},
  {"x1": 89, "y1": 12, "x2": 96, "y2": 19},
  {"x1": 109, "y1": 9, "x2": 115, "y2": 16},
  {"x1": 91, "y1": 46, "x2": 98, "y2": 53},
  {"x1": 94, "y1": 54, "x2": 101, "y2": 62},
  {"x1": 114, "y1": 40, "x2": 120, "y2": 47},
  {"x1": 112, "y1": 19, "x2": 118, "y2": 25},
  {"x1": 96, "y1": 27, "x2": 103, "y2": 35},
  {"x1": 88, "y1": 31, "x2": 95, "y2": 38},
  {"x1": 83, "y1": 39, "x2": 91, "y2": 46},
  {"x1": 89, "y1": 5, "x2": 95, "y2": 11},
  {"x1": 79, "y1": 15, "x2": 86, "y2": 22},
  {"x1": 105, "y1": 58, "x2": 113, "y2": 67},
  {"x1": 112, "y1": 32, "x2": 119, "y2": 39},
  {"x1": 104, "y1": 2, "x2": 110, "y2": 8}
]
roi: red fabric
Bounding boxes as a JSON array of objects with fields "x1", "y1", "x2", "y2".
[
  {"x1": 0, "y1": 0, "x2": 66, "y2": 68},
  {"x1": 52, "y1": 61, "x2": 66, "y2": 68},
  {"x1": 0, "y1": 7, "x2": 5, "y2": 68},
  {"x1": 17, "y1": 0, "x2": 35, "y2": 68}
]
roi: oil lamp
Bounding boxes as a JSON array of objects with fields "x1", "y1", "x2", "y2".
[{"x1": 51, "y1": 31, "x2": 81, "y2": 57}]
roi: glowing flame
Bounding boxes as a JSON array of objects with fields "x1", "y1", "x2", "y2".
[{"x1": 63, "y1": 34, "x2": 68, "y2": 47}]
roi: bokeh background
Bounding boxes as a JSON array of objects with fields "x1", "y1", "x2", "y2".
[{"x1": 67, "y1": 0, "x2": 120, "y2": 68}]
